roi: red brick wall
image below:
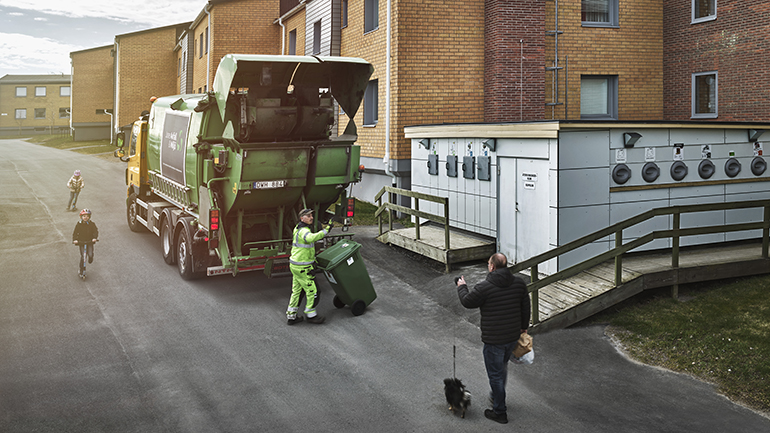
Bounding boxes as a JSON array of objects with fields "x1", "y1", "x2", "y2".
[
  {"x1": 663, "y1": 0, "x2": 770, "y2": 121},
  {"x1": 485, "y1": 0, "x2": 545, "y2": 122}
]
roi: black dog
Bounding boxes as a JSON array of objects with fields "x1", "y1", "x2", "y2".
[{"x1": 444, "y1": 378, "x2": 471, "y2": 418}]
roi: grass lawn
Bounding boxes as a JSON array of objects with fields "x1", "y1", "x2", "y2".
[
  {"x1": 26, "y1": 134, "x2": 114, "y2": 155},
  {"x1": 586, "y1": 276, "x2": 770, "y2": 414}
]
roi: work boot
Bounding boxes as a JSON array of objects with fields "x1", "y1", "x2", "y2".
[
  {"x1": 287, "y1": 316, "x2": 304, "y2": 326},
  {"x1": 306, "y1": 315, "x2": 326, "y2": 324},
  {"x1": 484, "y1": 409, "x2": 508, "y2": 424}
]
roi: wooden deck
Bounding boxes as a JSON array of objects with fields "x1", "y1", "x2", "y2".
[
  {"x1": 376, "y1": 224, "x2": 496, "y2": 272},
  {"x1": 530, "y1": 241, "x2": 770, "y2": 333}
]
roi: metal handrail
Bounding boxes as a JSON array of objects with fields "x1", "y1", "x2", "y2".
[
  {"x1": 518, "y1": 199, "x2": 770, "y2": 324},
  {"x1": 374, "y1": 186, "x2": 450, "y2": 250}
]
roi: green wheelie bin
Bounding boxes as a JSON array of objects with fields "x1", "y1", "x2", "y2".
[{"x1": 316, "y1": 239, "x2": 376, "y2": 316}]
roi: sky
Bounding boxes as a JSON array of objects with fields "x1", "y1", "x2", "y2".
[{"x1": 0, "y1": 0, "x2": 209, "y2": 78}]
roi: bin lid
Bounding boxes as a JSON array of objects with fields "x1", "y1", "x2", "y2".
[{"x1": 316, "y1": 239, "x2": 362, "y2": 270}]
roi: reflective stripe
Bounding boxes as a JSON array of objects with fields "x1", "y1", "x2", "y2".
[
  {"x1": 290, "y1": 260, "x2": 314, "y2": 266},
  {"x1": 292, "y1": 242, "x2": 313, "y2": 248}
]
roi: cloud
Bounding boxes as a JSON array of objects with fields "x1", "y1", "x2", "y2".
[
  {"x1": 0, "y1": 33, "x2": 79, "y2": 75},
  {"x1": 0, "y1": 0, "x2": 208, "y2": 26}
]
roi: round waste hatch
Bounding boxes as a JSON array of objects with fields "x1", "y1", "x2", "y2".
[
  {"x1": 698, "y1": 159, "x2": 715, "y2": 179},
  {"x1": 642, "y1": 162, "x2": 660, "y2": 183},
  {"x1": 612, "y1": 164, "x2": 631, "y2": 185},
  {"x1": 751, "y1": 156, "x2": 767, "y2": 176},
  {"x1": 724, "y1": 158, "x2": 742, "y2": 178},
  {"x1": 670, "y1": 161, "x2": 688, "y2": 181}
]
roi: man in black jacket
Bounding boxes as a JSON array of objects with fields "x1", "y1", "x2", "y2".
[{"x1": 456, "y1": 252, "x2": 530, "y2": 424}]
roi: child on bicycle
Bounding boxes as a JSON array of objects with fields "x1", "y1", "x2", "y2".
[{"x1": 72, "y1": 209, "x2": 98, "y2": 278}]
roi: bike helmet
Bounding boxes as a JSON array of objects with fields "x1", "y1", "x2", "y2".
[
  {"x1": 79, "y1": 209, "x2": 91, "y2": 216},
  {"x1": 74, "y1": 170, "x2": 81, "y2": 176}
]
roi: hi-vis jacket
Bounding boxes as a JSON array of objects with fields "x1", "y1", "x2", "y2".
[{"x1": 289, "y1": 222, "x2": 329, "y2": 266}]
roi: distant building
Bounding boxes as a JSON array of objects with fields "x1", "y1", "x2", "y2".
[
  {"x1": 70, "y1": 45, "x2": 114, "y2": 141},
  {"x1": 0, "y1": 74, "x2": 71, "y2": 137}
]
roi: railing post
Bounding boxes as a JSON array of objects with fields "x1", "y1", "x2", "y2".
[
  {"x1": 415, "y1": 198, "x2": 420, "y2": 240},
  {"x1": 763, "y1": 205, "x2": 770, "y2": 259},
  {"x1": 530, "y1": 264, "x2": 539, "y2": 325},
  {"x1": 388, "y1": 188, "x2": 394, "y2": 233},
  {"x1": 444, "y1": 199, "x2": 450, "y2": 251},
  {"x1": 672, "y1": 212, "x2": 680, "y2": 299},
  {"x1": 378, "y1": 195, "x2": 383, "y2": 236},
  {"x1": 614, "y1": 229, "x2": 623, "y2": 286}
]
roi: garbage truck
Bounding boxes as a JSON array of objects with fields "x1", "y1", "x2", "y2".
[{"x1": 114, "y1": 54, "x2": 373, "y2": 279}]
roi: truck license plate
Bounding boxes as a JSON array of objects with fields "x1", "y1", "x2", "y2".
[{"x1": 253, "y1": 180, "x2": 287, "y2": 189}]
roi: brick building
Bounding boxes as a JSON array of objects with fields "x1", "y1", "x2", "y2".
[
  {"x1": 70, "y1": 46, "x2": 114, "y2": 141},
  {"x1": 114, "y1": 23, "x2": 191, "y2": 129},
  {"x1": 0, "y1": 74, "x2": 71, "y2": 137}
]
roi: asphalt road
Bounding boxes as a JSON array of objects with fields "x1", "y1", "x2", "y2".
[{"x1": 1, "y1": 138, "x2": 769, "y2": 432}]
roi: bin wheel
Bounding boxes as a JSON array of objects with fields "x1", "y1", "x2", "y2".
[
  {"x1": 351, "y1": 300, "x2": 366, "y2": 316},
  {"x1": 333, "y1": 295, "x2": 345, "y2": 309}
]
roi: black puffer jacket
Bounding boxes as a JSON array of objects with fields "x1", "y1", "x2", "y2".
[{"x1": 457, "y1": 268, "x2": 531, "y2": 345}]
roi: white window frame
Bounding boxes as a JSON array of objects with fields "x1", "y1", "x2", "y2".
[
  {"x1": 364, "y1": 0, "x2": 379, "y2": 33},
  {"x1": 692, "y1": 0, "x2": 716, "y2": 24},
  {"x1": 581, "y1": 0, "x2": 619, "y2": 28},
  {"x1": 35, "y1": 86, "x2": 46, "y2": 97},
  {"x1": 15, "y1": 109, "x2": 27, "y2": 119},
  {"x1": 59, "y1": 107, "x2": 70, "y2": 119},
  {"x1": 60, "y1": 86, "x2": 71, "y2": 97},
  {"x1": 16, "y1": 87, "x2": 27, "y2": 97},
  {"x1": 288, "y1": 29, "x2": 297, "y2": 55},
  {"x1": 580, "y1": 75, "x2": 618, "y2": 120},
  {"x1": 363, "y1": 79, "x2": 378, "y2": 126},
  {"x1": 692, "y1": 71, "x2": 718, "y2": 119}
]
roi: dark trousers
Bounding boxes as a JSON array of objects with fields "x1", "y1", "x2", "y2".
[{"x1": 483, "y1": 340, "x2": 517, "y2": 414}]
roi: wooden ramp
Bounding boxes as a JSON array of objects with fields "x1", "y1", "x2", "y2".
[
  {"x1": 376, "y1": 224, "x2": 496, "y2": 272},
  {"x1": 531, "y1": 241, "x2": 770, "y2": 334}
]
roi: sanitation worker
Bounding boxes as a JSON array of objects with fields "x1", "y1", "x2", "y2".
[{"x1": 286, "y1": 208, "x2": 331, "y2": 325}]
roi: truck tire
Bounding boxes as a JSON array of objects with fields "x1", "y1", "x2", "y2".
[
  {"x1": 127, "y1": 193, "x2": 141, "y2": 232},
  {"x1": 161, "y1": 217, "x2": 175, "y2": 265},
  {"x1": 176, "y1": 227, "x2": 196, "y2": 280}
]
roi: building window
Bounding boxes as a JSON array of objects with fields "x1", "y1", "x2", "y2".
[
  {"x1": 205, "y1": 27, "x2": 209, "y2": 54},
  {"x1": 60, "y1": 86, "x2": 70, "y2": 97},
  {"x1": 16, "y1": 87, "x2": 27, "y2": 97},
  {"x1": 35, "y1": 86, "x2": 46, "y2": 97},
  {"x1": 59, "y1": 107, "x2": 70, "y2": 118},
  {"x1": 363, "y1": 79, "x2": 378, "y2": 126},
  {"x1": 692, "y1": 71, "x2": 718, "y2": 118},
  {"x1": 582, "y1": 0, "x2": 618, "y2": 27},
  {"x1": 365, "y1": 0, "x2": 378, "y2": 33},
  {"x1": 35, "y1": 108, "x2": 46, "y2": 119},
  {"x1": 580, "y1": 75, "x2": 618, "y2": 120},
  {"x1": 289, "y1": 29, "x2": 297, "y2": 55},
  {"x1": 15, "y1": 109, "x2": 26, "y2": 119},
  {"x1": 692, "y1": 0, "x2": 716, "y2": 23},
  {"x1": 342, "y1": 0, "x2": 348, "y2": 28},
  {"x1": 313, "y1": 21, "x2": 322, "y2": 54},
  {"x1": 199, "y1": 33, "x2": 203, "y2": 58}
]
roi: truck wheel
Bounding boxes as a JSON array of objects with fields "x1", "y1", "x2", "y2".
[
  {"x1": 176, "y1": 228, "x2": 195, "y2": 280},
  {"x1": 127, "y1": 193, "x2": 141, "y2": 232},
  {"x1": 161, "y1": 218, "x2": 175, "y2": 265}
]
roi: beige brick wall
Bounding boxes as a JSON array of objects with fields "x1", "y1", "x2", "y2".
[
  {"x1": 116, "y1": 26, "x2": 183, "y2": 127},
  {"x1": 71, "y1": 46, "x2": 114, "y2": 125},
  {"x1": 340, "y1": 0, "x2": 485, "y2": 161},
  {"x1": 547, "y1": 0, "x2": 664, "y2": 120},
  {"x1": 191, "y1": 0, "x2": 282, "y2": 92},
  {"x1": 282, "y1": 10, "x2": 306, "y2": 55}
]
